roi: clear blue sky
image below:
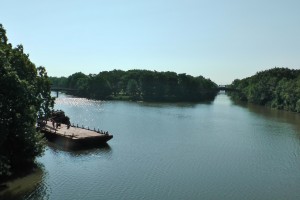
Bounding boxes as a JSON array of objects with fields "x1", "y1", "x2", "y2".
[{"x1": 1, "y1": 0, "x2": 300, "y2": 84}]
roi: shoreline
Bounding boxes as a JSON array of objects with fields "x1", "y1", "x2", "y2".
[{"x1": 57, "y1": 91, "x2": 218, "y2": 103}]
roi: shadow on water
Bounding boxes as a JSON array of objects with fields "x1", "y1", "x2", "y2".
[
  {"x1": 137, "y1": 101, "x2": 214, "y2": 109},
  {"x1": 0, "y1": 164, "x2": 47, "y2": 200},
  {"x1": 0, "y1": 143, "x2": 113, "y2": 199},
  {"x1": 46, "y1": 141, "x2": 112, "y2": 157},
  {"x1": 232, "y1": 99, "x2": 300, "y2": 133}
]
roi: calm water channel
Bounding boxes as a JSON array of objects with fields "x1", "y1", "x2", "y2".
[{"x1": 5, "y1": 93, "x2": 300, "y2": 199}]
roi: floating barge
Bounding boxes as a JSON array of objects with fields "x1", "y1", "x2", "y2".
[{"x1": 40, "y1": 121, "x2": 113, "y2": 148}]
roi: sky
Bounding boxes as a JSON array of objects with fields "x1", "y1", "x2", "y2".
[{"x1": 1, "y1": 0, "x2": 300, "y2": 84}]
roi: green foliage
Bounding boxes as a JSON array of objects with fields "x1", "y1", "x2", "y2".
[
  {"x1": 229, "y1": 67, "x2": 300, "y2": 112},
  {"x1": 0, "y1": 24, "x2": 53, "y2": 178},
  {"x1": 126, "y1": 79, "x2": 139, "y2": 97},
  {"x1": 50, "y1": 69, "x2": 218, "y2": 102},
  {"x1": 88, "y1": 74, "x2": 112, "y2": 99},
  {"x1": 48, "y1": 76, "x2": 67, "y2": 88}
]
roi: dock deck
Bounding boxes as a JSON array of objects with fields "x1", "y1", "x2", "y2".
[{"x1": 41, "y1": 121, "x2": 113, "y2": 146}]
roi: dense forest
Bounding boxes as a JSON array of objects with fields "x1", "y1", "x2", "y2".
[
  {"x1": 50, "y1": 70, "x2": 219, "y2": 102},
  {"x1": 229, "y1": 68, "x2": 300, "y2": 113},
  {"x1": 0, "y1": 25, "x2": 53, "y2": 181}
]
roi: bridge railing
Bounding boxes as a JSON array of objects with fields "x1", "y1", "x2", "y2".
[
  {"x1": 51, "y1": 86, "x2": 78, "y2": 97},
  {"x1": 51, "y1": 87, "x2": 78, "y2": 91}
]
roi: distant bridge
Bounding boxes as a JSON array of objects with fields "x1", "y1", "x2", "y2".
[
  {"x1": 199, "y1": 85, "x2": 239, "y2": 93},
  {"x1": 51, "y1": 86, "x2": 78, "y2": 97},
  {"x1": 217, "y1": 85, "x2": 239, "y2": 92}
]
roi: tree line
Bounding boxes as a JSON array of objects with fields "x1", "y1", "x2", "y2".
[
  {"x1": 50, "y1": 70, "x2": 219, "y2": 102},
  {"x1": 228, "y1": 67, "x2": 300, "y2": 113},
  {"x1": 0, "y1": 24, "x2": 54, "y2": 180}
]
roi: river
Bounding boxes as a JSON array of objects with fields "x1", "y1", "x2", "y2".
[{"x1": 5, "y1": 93, "x2": 300, "y2": 199}]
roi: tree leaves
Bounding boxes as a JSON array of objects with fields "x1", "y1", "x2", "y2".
[
  {"x1": 0, "y1": 24, "x2": 52, "y2": 177},
  {"x1": 229, "y1": 67, "x2": 300, "y2": 112}
]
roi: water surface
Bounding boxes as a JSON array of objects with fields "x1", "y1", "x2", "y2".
[{"x1": 8, "y1": 93, "x2": 300, "y2": 199}]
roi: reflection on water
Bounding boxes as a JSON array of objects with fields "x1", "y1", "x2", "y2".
[
  {"x1": 7, "y1": 93, "x2": 300, "y2": 199},
  {"x1": 55, "y1": 96, "x2": 106, "y2": 108},
  {"x1": 140, "y1": 101, "x2": 201, "y2": 108},
  {"x1": 233, "y1": 99, "x2": 300, "y2": 133},
  {"x1": 46, "y1": 142, "x2": 112, "y2": 157},
  {"x1": 0, "y1": 167, "x2": 45, "y2": 200}
]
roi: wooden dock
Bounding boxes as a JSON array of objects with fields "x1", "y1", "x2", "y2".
[{"x1": 40, "y1": 121, "x2": 113, "y2": 148}]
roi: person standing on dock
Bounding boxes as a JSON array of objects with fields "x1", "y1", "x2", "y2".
[{"x1": 51, "y1": 119, "x2": 55, "y2": 129}]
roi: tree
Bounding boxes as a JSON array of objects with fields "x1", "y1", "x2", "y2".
[
  {"x1": 126, "y1": 79, "x2": 139, "y2": 97},
  {"x1": 0, "y1": 24, "x2": 53, "y2": 178},
  {"x1": 229, "y1": 67, "x2": 300, "y2": 112},
  {"x1": 67, "y1": 72, "x2": 87, "y2": 89},
  {"x1": 88, "y1": 74, "x2": 112, "y2": 99},
  {"x1": 139, "y1": 71, "x2": 156, "y2": 100},
  {"x1": 100, "y1": 70, "x2": 125, "y2": 96}
]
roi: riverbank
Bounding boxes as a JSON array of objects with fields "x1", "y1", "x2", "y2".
[{"x1": 60, "y1": 91, "x2": 219, "y2": 104}]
